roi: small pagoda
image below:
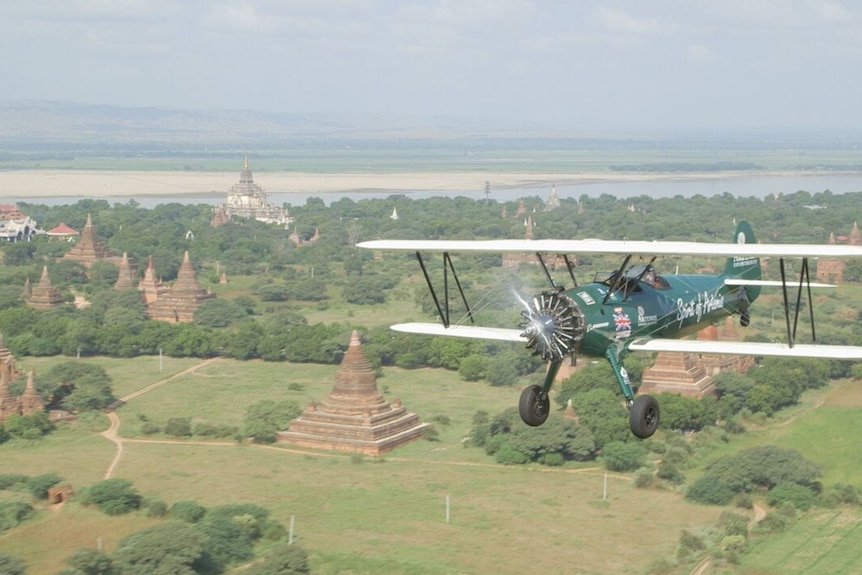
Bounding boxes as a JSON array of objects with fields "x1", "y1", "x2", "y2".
[
  {"x1": 279, "y1": 331, "x2": 429, "y2": 456},
  {"x1": 0, "y1": 368, "x2": 43, "y2": 422},
  {"x1": 146, "y1": 251, "x2": 214, "y2": 323},
  {"x1": 114, "y1": 253, "x2": 136, "y2": 290},
  {"x1": 26, "y1": 266, "x2": 64, "y2": 310}
]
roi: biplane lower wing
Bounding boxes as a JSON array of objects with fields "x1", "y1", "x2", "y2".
[
  {"x1": 391, "y1": 322, "x2": 525, "y2": 343},
  {"x1": 628, "y1": 338, "x2": 862, "y2": 360}
]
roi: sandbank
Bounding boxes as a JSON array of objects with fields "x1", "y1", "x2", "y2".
[{"x1": 0, "y1": 168, "x2": 847, "y2": 200}]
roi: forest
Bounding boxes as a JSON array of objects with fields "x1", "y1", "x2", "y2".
[{"x1": 2, "y1": 189, "x2": 862, "y2": 446}]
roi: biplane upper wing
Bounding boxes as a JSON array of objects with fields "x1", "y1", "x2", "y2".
[
  {"x1": 628, "y1": 338, "x2": 862, "y2": 360},
  {"x1": 358, "y1": 238, "x2": 862, "y2": 258}
]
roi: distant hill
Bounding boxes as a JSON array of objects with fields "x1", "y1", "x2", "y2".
[{"x1": 0, "y1": 100, "x2": 541, "y2": 149}]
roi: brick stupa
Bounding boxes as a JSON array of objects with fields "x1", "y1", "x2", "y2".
[
  {"x1": 27, "y1": 266, "x2": 64, "y2": 310},
  {"x1": 279, "y1": 331, "x2": 429, "y2": 455},
  {"x1": 114, "y1": 252, "x2": 136, "y2": 290},
  {"x1": 639, "y1": 318, "x2": 754, "y2": 398},
  {"x1": 146, "y1": 251, "x2": 214, "y2": 323},
  {"x1": 62, "y1": 214, "x2": 119, "y2": 268}
]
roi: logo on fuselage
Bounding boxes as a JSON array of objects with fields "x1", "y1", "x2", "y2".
[
  {"x1": 637, "y1": 305, "x2": 657, "y2": 327},
  {"x1": 676, "y1": 291, "x2": 725, "y2": 327}
]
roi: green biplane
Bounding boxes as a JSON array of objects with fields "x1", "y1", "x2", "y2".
[{"x1": 358, "y1": 221, "x2": 862, "y2": 438}]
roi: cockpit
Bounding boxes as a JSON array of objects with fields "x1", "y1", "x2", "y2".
[{"x1": 596, "y1": 263, "x2": 670, "y2": 297}]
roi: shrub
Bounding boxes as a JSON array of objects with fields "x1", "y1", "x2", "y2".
[
  {"x1": 766, "y1": 483, "x2": 817, "y2": 511},
  {"x1": 26, "y1": 473, "x2": 62, "y2": 500},
  {"x1": 83, "y1": 479, "x2": 142, "y2": 515},
  {"x1": 602, "y1": 441, "x2": 647, "y2": 472},
  {"x1": 170, "y1": 500, "x2": 207, "y2": 523},
  {"x1": 685, "y1": 476, "x2": 735, "y2": 506},
  {"x1": 0, "y1": 474, "x2": 28, "y2": 490},
  {"x1": 164, "y1": 417, "x2": 192, "y2": 437}
]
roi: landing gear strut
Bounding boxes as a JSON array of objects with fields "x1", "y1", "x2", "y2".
[{"x1": 519, "y1": 385, "x2": 550, "y2": 426}]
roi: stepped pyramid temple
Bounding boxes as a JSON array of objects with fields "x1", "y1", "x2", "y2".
[
  {"x1": 26, "y1": 266, "x2": 64, "y2": 310},
  {"x1": 62, "y1": 214, "x2": 122, "y2": 268},
  {"x1": 279, "y1": 331, "x2": 429, "y2": 455},
  {"x1": 639, "y1": 317, "x2": 753, "y2": 397},
  {"x1": 146, "y1": 251, "x2": 214, "y2": 323},
  {"x1": 211, "y1": 154, "x2": 292, "y2": 227}
]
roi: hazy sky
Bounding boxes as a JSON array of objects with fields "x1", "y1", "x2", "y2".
[{"x1": 2, "y1": 1, "x2": 861, "y2": 135}]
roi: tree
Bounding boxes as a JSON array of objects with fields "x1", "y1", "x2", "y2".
[
  {"x1": 42, "y1": 362, "x2": 115, "y2": 412},
  {"x1": 253, "y1": 544, "x2": 310, "y2": 575},
  {"x1": 601, "y1": 441, "x2": 647, "y2": 472},
  {"x1": 111, "y1": 521, "x2": 205, "y2": 575},
  {"x1": 505, "y1": 417, "x2": 597, "y2": 464},
  {"x1": 83, "y1": 479, "x2": 142, "y2": 515},
  {"x1": 193, "y1": 299, "x2": 248, "y2": 328},
  {"x1": 243, "y1": 400, "x2": 301, "y2": 443},
  {"x1": 685, "y1": 475, "x2": 736, "y2": 505},
  {"x1": 170, "y1": 500, "x2": 207, "y2": 523},
  {"x1": 164, "y1": 417, "x2": 192, "y2": 437},
  {"x1": 63, "y1": 549, "x2": 114, "y2": 575}
]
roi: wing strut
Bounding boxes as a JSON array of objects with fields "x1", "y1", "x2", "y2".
[
  {"x1": 536, "y1": 253, "x2": 558, "y2": 289},
  {"x1": 415, "y1": 251, "x2": 474, "y2": 329},
  {"x1": 778, "y1": 257, "x2": 816, "y2": 348},
  {"x1": 601, "y1": 254, "x2": 633, "y2": 307}
]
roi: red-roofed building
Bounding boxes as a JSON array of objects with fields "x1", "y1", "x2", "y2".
[{"x1": 46, "y1": 222, "x2": 79, "y2": 239}]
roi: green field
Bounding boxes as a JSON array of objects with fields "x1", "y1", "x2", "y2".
[
  {"x1": 1, "y1": 356, "x2": 726, "y2": 575},
  {"x1": 4, "y1": 355, "x2": 862, "y2": 574}
]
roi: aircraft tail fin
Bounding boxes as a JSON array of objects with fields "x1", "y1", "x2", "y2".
[{"x1": 723, "y1": 221, "x2": 761, "y2": 280}]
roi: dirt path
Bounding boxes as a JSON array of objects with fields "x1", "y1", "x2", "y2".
[{"x1": 99, "y1": 357, "x2": 221, "y2": 478}]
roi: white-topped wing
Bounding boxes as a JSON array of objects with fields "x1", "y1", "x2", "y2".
[
  {"x1": 391, "y1": 322, "x2": 526, "y2": 343},
  {"x1": 628, "y1": 338, "x2": 862, "y2": 360},
  {"x1": 724, "y1": 279, "x2": 836, "y2": 288},
  {"x1": 358, "y1": 239, "x2": 862, "y2": 259}
]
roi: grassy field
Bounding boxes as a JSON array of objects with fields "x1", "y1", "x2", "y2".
[
  {"x1": 1, "y1": 355, "x2": 727, "y2": 575},
  {"x1": 740, "y1": 508, "x2": 862, "y2": 574},
  {"x1": 4, "y1": 353, "x2": 862, "y2": 574}
]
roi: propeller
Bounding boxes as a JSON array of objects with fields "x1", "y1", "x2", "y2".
[{"x1": 518, "y1": 290, "x2": 584, "y2": 361}]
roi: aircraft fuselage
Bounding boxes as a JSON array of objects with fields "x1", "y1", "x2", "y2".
[{"x1": 567, "y1": 273, "x2": 756, "y2": 359}]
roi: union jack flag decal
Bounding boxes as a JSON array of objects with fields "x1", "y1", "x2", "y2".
[{"x1": 613, "y1": 307, "x2": 631, "y2": 338}]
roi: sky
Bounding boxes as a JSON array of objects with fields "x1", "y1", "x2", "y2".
[{"x1": 2, "y1": 0, "x2": 861, "y2": 135}]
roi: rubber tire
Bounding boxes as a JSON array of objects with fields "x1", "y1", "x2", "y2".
[
  {"x1": 629, "y1": 395, "x2": 660, "y2": 438},
  {"x1": 519, "y1": 385, "x2": 550, "y2": 427},
  {"x1": 740, "y1": 312, "x2": 750, "y2": 327}
]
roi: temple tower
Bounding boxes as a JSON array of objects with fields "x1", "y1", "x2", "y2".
[
  {"x1": 0, "y1": 333, "x2": 16, "y2": 382},
  {"x1": 212, "y1": 154, "x2": 291, "y2": 226},
  {"x1": 139, "y1": 255, "x2": 164, "y2": 304},
  {"x1": 19, "y1": 369, "x2": 43, "y2": 416},
  {"x1": 27, "y1": 266, "x2": 64, "y2": 310},
  {"x1": 0, "y1": 369, "x2": 18, "y2": 421},
  {"x1": 279, "y1": 331, "x2": 429, "y2": 456},
  {"x1": 62, "y1": 214, "x2": 117, "y2": 268},
  {"x1": 114, "y1": 252, "x2": 135, "y2": 290},
  {"x1": 147, "y1": 251, "x2": 214, "y2": 323},
  {"x1": 544, "y1": 184, "x2": 560, "y2": 211}
]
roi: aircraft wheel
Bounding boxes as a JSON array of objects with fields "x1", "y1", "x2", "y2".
[
  {"x1": 519, "y1": 385, "x2": 550, "y2": 427},
  {"x1": 629, "y1": 395, "x2": 660, "y2": 439},
  {"x1": 740, "y1": 312, "x2": 750, "y2": 327}
]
